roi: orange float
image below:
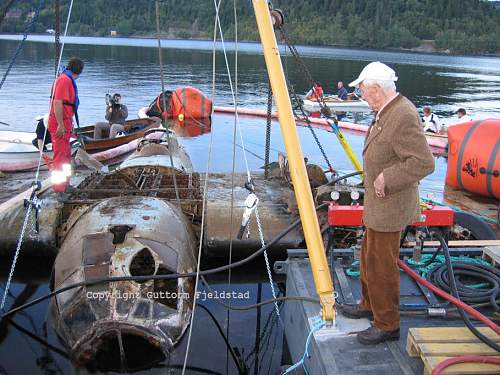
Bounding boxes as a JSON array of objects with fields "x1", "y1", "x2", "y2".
[
  {"x1": 169, "y1": 87, "x2": 212, "y2": 120},
  {"x1": 446, "y1": 119, "x2": 500, "y2": 198},
  {"x1": 146, "y1": 87, "x2": 213, "y2": 121}
]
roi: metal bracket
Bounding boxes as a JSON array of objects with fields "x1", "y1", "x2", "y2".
[
  {"x1": 286, "y1": 249, "x2": 309, "y2": 259},
  {"x1": 274, "y1": 261, "x2": 288, "y2": 275},
  {"x1": 236, "y1": 193, "x2": 259, "y2": 239},
  {"x1": 23, "y1": 180, "x2": 43, "y2": 233}
]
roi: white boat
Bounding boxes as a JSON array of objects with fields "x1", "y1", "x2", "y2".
[
  {"x1": 301, "y1": 95, "x2": 372, "y2": 114},
  {"x1": 0, "y1": 130, "x2": 78, "y2": 172}
]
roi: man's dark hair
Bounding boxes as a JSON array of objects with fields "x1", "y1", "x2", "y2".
[
  {"x1": 67, "y1": 57, "x2": 84, "y2": 75},
  {"x1": 456, "y1": 108, "x2": 466, "y2": 115}
]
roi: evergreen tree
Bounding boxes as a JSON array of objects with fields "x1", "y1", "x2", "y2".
[{"x1": 1, "y1": 0, "x2": 499, "y2": 54}]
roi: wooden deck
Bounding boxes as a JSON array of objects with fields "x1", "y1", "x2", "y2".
[{"x1": 407, "y1": 327, "x2": 500, "y2": 374}]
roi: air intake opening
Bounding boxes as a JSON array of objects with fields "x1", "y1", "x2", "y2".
[
  {"x1": 91, "y1": 332, "x2": 165, "y2": 372},
  {"x1": 129, "y1": 248, "x2": 156, "y2": 283}
]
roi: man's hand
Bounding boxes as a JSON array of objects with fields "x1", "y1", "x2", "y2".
[
  {"x1": 374, "y1": 172, "x2": 385, "y2": 198},
  {"x1": 56, "y1": 123, "x2": 66, "y2": 138}
]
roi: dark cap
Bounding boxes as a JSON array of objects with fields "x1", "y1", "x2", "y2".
[
  {"x1": 113, "y1": 93, "x2": 121, "y2": 98},
  {"x1": 66, "y1": 57, "x2": 84, "y2": 75},
  {"x1": 456, "y1": 108, "x2": 466, "y2": 115}
]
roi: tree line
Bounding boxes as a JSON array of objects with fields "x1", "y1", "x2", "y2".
[{"x1": 1, "y1": 0, "x2": 500, "y2": 54}]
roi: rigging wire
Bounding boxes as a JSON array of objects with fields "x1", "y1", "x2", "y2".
[
  {"x1": 225, "y1": 0, "x2": 239, "y2": 373},
  {"x1": 180, "y1": 1, "x2": 221, "y2": 373},
  {"x1": 2, "y1": 205, "x2": 328, "y2": 320},
  {"x1": 210, "y1": 0, "x2": 282, "y2": 323},
  {"x1": 0, "y1": 0, "x2": 45, "y2": 91},
  {"x1": 0, "y1": 0, "x2": 75, "y2": 313},
  {"x1": 154, "y1": 0, "x2": 182, "y2": 208}
]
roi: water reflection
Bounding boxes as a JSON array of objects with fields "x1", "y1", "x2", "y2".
[
  {"x1": 0, "y1": 256, "x2": 285, "y2": 374},
  {"x1": 168, "y1": 118, "x2": 212, "y2": 138}
]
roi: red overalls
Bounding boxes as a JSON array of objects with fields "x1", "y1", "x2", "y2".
[{"x1": 48, "y1": 74, "x2": 75, "y2": 193}]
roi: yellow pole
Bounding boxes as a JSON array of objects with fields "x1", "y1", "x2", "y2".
[
  {"x1": 329, "y1": 120, "x2": 364, "y2": 174},
  {"x1": 252, "y1": 0, "x2": 335, "y2": 322}
]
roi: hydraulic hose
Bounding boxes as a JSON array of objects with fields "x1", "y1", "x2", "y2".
[
  {"x1": 1, "y1": 204, "x2": 327, "y2": 320},
  {"x1": 399, "y1": 232, "x2": 500, "y2": 350},
  {"x1": 431, "y1": 355, "x2": 500, "y2": 375},
  {"x1": 426, "y1": 261, "x2": 500, "y2": 311}
]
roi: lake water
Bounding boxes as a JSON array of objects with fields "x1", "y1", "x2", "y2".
[{"x1": 0, "y1": 35, "x2": 499, "y2": 374}]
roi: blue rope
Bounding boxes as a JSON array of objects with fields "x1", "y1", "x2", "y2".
[
  {"x1": 282, "y1": 315, "x2": 325, "y2": 375},
  {"x1": 0, "y1": 0, "x2": 45, "y2": 91}
]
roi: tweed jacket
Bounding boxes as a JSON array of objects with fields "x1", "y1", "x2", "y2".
[{"x1": 363, "y1": 94, "x2": 435, "y2": 232}]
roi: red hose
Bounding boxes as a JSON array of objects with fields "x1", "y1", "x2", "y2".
[
  {"x1": 397, "y1": 260, "x2": 500, "y2": 335},
  {"x1": 431, "y1": 355, "x2": 500, "y2": 375}
]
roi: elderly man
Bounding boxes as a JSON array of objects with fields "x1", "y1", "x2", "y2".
[{"x1": 340, "y1": 62, "x2": 435, "y2": 344}]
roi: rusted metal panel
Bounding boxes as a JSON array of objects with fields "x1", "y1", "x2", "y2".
[
  {"x1": 51, "y1": 196, "x2": 196, "y2": 367},
  {"x1": 204, "y1": 172, "x2": 304, "y2": 257}
]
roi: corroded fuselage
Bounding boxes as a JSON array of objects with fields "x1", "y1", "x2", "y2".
[{"x1": 51, "y1": 130, "x2": 200, "y2": 370}]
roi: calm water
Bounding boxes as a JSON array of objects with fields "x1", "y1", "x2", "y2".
[{"x1": 1, "y1": 36, "x2": 500, "y2": 374}]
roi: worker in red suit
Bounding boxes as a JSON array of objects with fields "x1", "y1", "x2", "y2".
[{"x1": 48, "y1": 57, "x2": 84, "y2": 194}]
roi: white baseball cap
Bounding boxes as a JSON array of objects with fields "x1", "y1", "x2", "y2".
[{"x1": 348, "y1": 61, "x2": 398, "y2": 87}]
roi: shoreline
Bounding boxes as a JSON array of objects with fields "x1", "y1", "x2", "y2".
[{"x1": 1, "y1": 33, "x2": 500, "y2": 59}]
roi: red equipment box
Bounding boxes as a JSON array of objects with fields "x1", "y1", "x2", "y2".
[{"x1": 328, "y1": 203, "x2": 454, "y2": 227}]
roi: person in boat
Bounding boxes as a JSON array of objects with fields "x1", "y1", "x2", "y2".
[
  {"x1": 340, "y1": 61, "x2": 435, "y2": 345},
  {"x1": 94, "y1": 93, "x2": 129, "y2": 139},
  {"x1": 456, "y1": 108, "x2": 472, "y2": 123},
  {"x1": 48, "y1": 57, "x2": 84, "y2": 194},
  {"x1": 32, "y1": 113, "x2": 51, "y2": 151},
  {"x1": 337, "y1": 81, "x2": 348, "y2": 100},
  {"x1": 305, "y1": 81, "x2": 324, "y2": 100},
  {"x1": 421, "y1": 106, "x2": 442, "y2": 133}
]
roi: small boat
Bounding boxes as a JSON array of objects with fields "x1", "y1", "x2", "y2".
[
  {"x1": 0, "y1": 118, "x2": 160, "y2": 172},
  {"x1": 446, "y1": 119, "x2": 500, "y2": 198},
  {"x1": 300, "y1": 95, "x2": 372, "y2": 114},
  {"x1": 0, "y1": 130, "x2": 78, "y2": 172},
  {"x1": 76, "y1": 117, "x2": 161, "y2": 153}
]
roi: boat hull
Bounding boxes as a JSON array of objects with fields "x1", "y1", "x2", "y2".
[
  {"x1": 213, "y1": 106, "x2": 448, "y2": 150},
  {"x1": 301, "y1": 97, "x2": 372, "y2": 113}
]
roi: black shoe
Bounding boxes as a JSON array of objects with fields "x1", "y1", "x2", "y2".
[
  {"x1": 338, "y1": 304, "x2": 373, "y2": 319},
  {"x1": 357, "y1": 326, "x2": 400, "y2": 345}
]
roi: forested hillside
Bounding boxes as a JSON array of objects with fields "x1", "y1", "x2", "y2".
[{"x1": 1, "y1": 0, "x2": 500, "y2": 54}]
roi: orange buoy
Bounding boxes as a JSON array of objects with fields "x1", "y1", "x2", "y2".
[
  {"x1": 169, "y1": 87, "x2": 212, "y2": 120},
  {"x1": 446, "y1": 119, "x2": 500, "y2": 198}
]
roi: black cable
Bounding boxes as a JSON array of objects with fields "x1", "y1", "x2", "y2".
[
  {"x1": 427, "y1": 261, "x2": 500, "y2": 308},
  {"x1": 7, "y1": 318, "x2": 69, "y2": 359},
  {"x1": 1, "y1": 204, "x2": 328, "y2": 319},
  {"x1": 434, "y1": 232, "x2": 500, "y2": 352},
  {"x1": 197, "y1": 304, "x2": 247, "y2": 374},
  {"x1": 326, "y1": 171, "x2": 363, "y2": 186}
]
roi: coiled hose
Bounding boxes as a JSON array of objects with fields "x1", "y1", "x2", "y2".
[
  {"x1": 424, "y1": 232, "x2": 500, "y2": 352},
  {"x1": 426, "y1": 261, "x2": 500, "y2": 313}
]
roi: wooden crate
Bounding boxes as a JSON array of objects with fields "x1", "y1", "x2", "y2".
[
  {"x1": 406, "y1": 327, "x2": 500, "y2": 375},
  {"x1": 482, "y1": 246, "x2": 500, "y2": 267}
]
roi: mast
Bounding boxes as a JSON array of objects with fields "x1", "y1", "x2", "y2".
[{"x1": 252, "y1": 0, "x2": 335, "y2": 322}]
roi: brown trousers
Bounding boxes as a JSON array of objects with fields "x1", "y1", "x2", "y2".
[{"x1": 360, "y1": 228, "x2": 401, "y2": 331}]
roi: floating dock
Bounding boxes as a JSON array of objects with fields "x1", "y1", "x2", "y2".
[{"x1": 279, "y1": 250, "x2": 500, "y2": 375}]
